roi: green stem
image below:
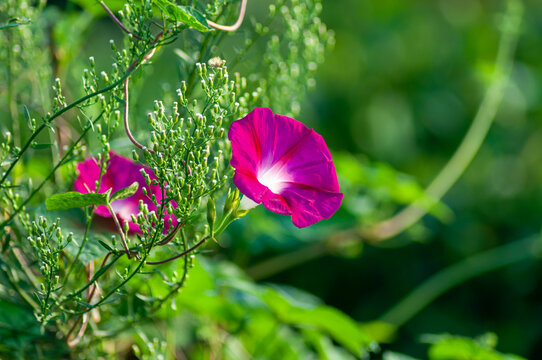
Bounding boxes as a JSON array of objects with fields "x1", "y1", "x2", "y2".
[
  {"x1": 244, "y1": 0, "x2": 523, "y2": 280},
  {"x1": 60, "y1": 211, "x2": 95, "y2": 298},
  {"x1": 0, "y1": 260, "x2": 39, "y2": 310},
  {"x1": 380, "y1": 234, "x2": 541, "y2": 328},
  {"x1": 246, "y1": 241, "x2": 327, "y2": 280},
  {"x1": 0, "y1": 111, "x2": 104, "y2": 228},
  {"x1": 6, "y1": 30, "x2": 19, "y2": 147},
  {"x1": 364, "y1": 0, "x2": 523, "y2": 241},
  {"x1": 0, "y1": 67, "x2": 135, "y2": 188}
]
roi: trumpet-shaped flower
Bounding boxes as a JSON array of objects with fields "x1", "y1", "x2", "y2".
[
  {"x1": 74, "y1": 152, "x2": 175, "y2": 233},
  {"x1": 228, "y1": 107, "x2": 343, "y2": 228}
]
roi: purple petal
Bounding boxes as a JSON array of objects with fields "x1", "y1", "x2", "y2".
[
  {"x1": 229, "y1": 108, "x2": 342, "y2": 227},
  {"x1": 74, "y1": 151, "x2": 176, "y2": 233}
]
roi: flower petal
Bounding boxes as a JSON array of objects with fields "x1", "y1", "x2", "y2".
[{"x1": 229, "y1": 108, "x2": 343, "y2": 227}]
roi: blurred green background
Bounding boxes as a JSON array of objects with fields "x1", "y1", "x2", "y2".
[
  {"x1": 11, "y1": 0, "x2": 542, "y2": 357},
  {"x1": 227, "y1": 0, "x2": 542, "y2": 357}
]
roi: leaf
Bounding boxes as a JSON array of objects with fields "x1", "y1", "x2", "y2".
[
  {"x1": 64, "y1": 234, "x2": 110, "y2": 264},
  {"x1": 0, "y1": 17, "x2": 31, "y2": 30},
  {"x1": 98, "y1": 240, "x2": 113, "y2": 252},
  {"x1": 23, "y1": 105, "x2": 32, "y2": 129},
  {"x1": 383, "y1": 351, "x2": 422, "y2": 360},
  {"x1": 45, "y1": 191, "x2": 109, "y2": 211},
  {"x1": 262, "y1": 288, "x2": 375, "y2": 356},
  {"x1": 421, "y1": 333, "x2": 526, "y2": 360},
  {"x1": 31, "y1": 142, "x2": 52, "y2": 150},
  {"x1": 153, "y1": 0, "x2": 213, "y2": 32},
  {"x1": 68, "y1": 0, "x2": 125, "y2": 16},
  {"x1": 110, "y1": 181, "x2": 139, "y2": 201}
]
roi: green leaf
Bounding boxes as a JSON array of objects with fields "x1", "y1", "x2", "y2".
[
  {"x1": 383, "y1": 351, "x2": 422, "y2": 360},
  {"x1": 422, "y1": 333, "x2": 526, "y2": 360},
  {"x1": 64, "y1": 234, "x2": 111, "y2": 264},
  {"x1": 23, "y1": 105, "x2": 32, "y2": 129},
  {"x1": 262, "y1": 288, "x2": 375, "y2": 356},
  {"x1": 30, "y1": 142, "x2": 52, "y2": 150},
  {"x1": 98, "y1": 240, "x2": 113, "y2": 252},
  {"x1": 0, "y1": 17, "x2": 31, "y2": 30},
  {"x1": 68, "y1": 0, "x2": 125, "y2": 16},
  {"x1": 153, "y1": 0, "x2": 213, "y2": 32},
  {"x1": 45, "y1": 191, "x2": 109, "y2": 211},
  {"x1": 110, "y1": 181, "x2": 139, "y2": 201}
]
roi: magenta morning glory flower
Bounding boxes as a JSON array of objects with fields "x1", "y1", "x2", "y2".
[
  {"x1": 228, "y1": 107, "x2": 343, "y2": 228},
  {"x1": 74, "y1": 152, "x2": 176, "y2": 233}
]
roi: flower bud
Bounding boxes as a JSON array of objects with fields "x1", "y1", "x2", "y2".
[{"x1": 207, "y1": 198, "x2": 216, "y2": 231}]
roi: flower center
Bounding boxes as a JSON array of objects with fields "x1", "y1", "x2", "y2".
[{"x1": 257, "y1": 166, "x2": 289, "y2": 194}]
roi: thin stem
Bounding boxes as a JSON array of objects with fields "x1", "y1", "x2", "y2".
[
  {"x1": 246, "y1": 241, "x2": 327, "y2": 280},
  {"x1": 151, "y1": 229, "x2": 189, "y2": 311},
  {"x1": 66, "y1": 261, "x2": 96, "y2": 346},
  {"x1": 61, "y1": 211, "x2": 95, "y2": 296},
  {"x1": 0, "y1": 67, "x2": 135, "y2": 188},
  {"x1": 0, "y1": 112, "x2": 104, "y2": 228},
  {"x1": 146, "y1": 235, "x2": 210, "y2": 265},
  {"x1": 100, "y1": 1, "x2": 143, "y2": 40},
  {"x1": 105, "y1": 202, "x2": 132, "y2": 259},
  {"x1": 66, "y1": 313, "x2": 89, "y2": 347},
  {"x1": 122, "y1": 33, "x2": 163, "y2": 153},
  {"x1": 123, "y1": 76, "x2": 154, "y2": 154},
  {"x1": 6, "y1": 30, "x2": 19, "y2": 147},
  {"x1": 0, "y1": 260, "x2": 39, "y2": 310},
  {"x1": 207, "y1": 0, "x2": 248, "y2": 32},
  {"x1": 60, "y1": 253, "x2": 122, "y2": 306},
  {"x1": 379, "y1": 234, "x2": 541, "y2": 328},
  {"x1": 157, "y1": 220, "x2": 184, "y2": 246}
]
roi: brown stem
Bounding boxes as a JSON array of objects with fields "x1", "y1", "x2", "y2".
[
  {"x1": 157, "y1": 220, "x2": 184, "y2": 246},
  {"x1": 66, "y1": 261, "x2": 96, "y2": 346},
  {"x1": 123, "y1": 33, "x2": 163, "y2": 153},
  {"x1": 100, "y1": 1, "x2": 143, "y2": 40},
  {"x1": 106, "y1": 202, "x2": 132, "y2": 259},
  {"x1": 207, "y1": 0, "x2": 248, "y2": 32},
  {"x1": 146, "y1": 235, "x2": 211, "y2": 265}
]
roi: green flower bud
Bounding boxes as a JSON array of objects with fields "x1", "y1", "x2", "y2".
[{"x1": 207, "y1": 197, "x2": 216, "y2": 232}]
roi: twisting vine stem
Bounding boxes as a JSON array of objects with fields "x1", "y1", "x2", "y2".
[{"x1": 206, "y1": 0, "x2": 248, "y2": 31}]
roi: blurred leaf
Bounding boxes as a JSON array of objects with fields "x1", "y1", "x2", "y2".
[
  {"x1": 421, "y1": 333, "x2": 526, "y2": 360},
  {"x1": 152, "y1": 0, "x2": 213, "y2": 32},
  {"x1": 39, "y1": 206, "x2": 110, "y2": 263},
  {"x1": 0, "y1": 17, "x2": 30, "y2": 30},
  {"x1": 64, "y1": 235, "x2": 110, "y2": 264},
  {"x1": 45, "y1": 191, "x2": 109, "y2": 211},
  {"x1": 22, "y1": 105, "x2": 32, "y2": 129},
  {"x1": 262, "y1": 288, "x2": 375, "y2": 356},
  {"x1": 68, "y1": 0, "x2": 125, "y2": 15},
  {"x1": 30, "y1": 142, "x2": 52, "y2": 150},
  {"x1": 335, "y1": 153, "x2": 453, "y2": 222},
  {"x1": 383, "y1": 351, "x2": 422, "y2": 360},
  {"x1": 360, "y1": 321, "x2": 397, "y2": 343}
]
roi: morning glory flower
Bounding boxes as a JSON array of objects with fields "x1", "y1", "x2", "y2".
[
  {"x1": 228, "y1": 107, "x2": 343, "y2": 228},
  {"x1": 74, "y1": 152, "x2": 175, "y2": 233}
]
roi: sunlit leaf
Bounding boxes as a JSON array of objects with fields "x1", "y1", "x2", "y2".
[
  {"x1": 45, "y1": 191, "x2": 109, "y2": 211},
  {"x1": 153, "y1": 0, "x2": 213, "y2": 32}
]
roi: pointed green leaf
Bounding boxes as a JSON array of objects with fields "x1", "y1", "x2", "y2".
[
  {"x1": 110, "y1": 181, "x2": 139, "y2": 201},
  {"x1": 153, "y1": 0, "x2": 213, "y2": 32},
  {"x1": 45, "y1": 191, "x2": 108, "y2": 211},
  {"x1": 23, "y1": 105, "x2": 32, "y2": 129},
  {"x1": 31, "y1": 142, "x2": 52, "y2": 150}
]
